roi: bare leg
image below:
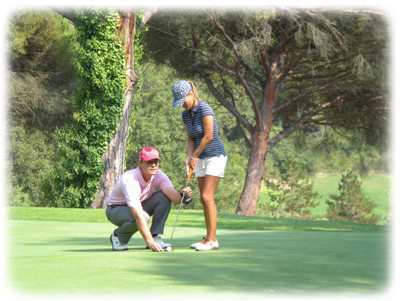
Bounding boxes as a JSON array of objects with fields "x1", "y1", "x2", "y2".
[
  {"x1": 199, "y1": 175, "x2": 220, "y2": 241},
  {"x1": 197, "y1": 177, "x2": 208, "y2": 242}
]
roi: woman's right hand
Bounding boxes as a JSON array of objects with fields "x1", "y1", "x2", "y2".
[
  {"x1": 189, "y1": 156, "x2": 198, "y2": 171},
  {"x1": 185, "y1": 158, "x2": 193, "y2": 175},
  {"x1": 186, "y1": 161, "x2": 195, "y2": 177}
]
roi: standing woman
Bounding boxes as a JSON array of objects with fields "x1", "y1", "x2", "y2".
[{"x1": 172, "y1": 80, "x2": 227, "y2": 251}]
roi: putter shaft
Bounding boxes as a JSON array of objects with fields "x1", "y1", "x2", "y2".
[
  {"x1": 170, "y1": 188, "x2": 186, "y2": 244},
  {"x1": 170, "y1": 169, "x2": 193, "y2": 245}
]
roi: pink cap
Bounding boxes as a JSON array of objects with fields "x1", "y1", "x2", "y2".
[{"x1": 139, "y1": 147, "x2": 160, "y2": 161}]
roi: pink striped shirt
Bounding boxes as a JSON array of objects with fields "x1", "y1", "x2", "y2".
[{"x1": 106, "y1": 168, "x2": 173, "y2": 209}]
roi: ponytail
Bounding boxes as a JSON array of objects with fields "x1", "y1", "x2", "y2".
[{"x1": 188, "y1": 80, "x2": 200, "y2": 105}]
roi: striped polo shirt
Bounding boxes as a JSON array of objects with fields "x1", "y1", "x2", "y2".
[{"x1": 182, "y1": 101, "x2": 226, "y2": 159}]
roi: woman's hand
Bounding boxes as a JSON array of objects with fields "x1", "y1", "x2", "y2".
[
  {"x1": 186, "y1": 157, "x2": 197, "y2": 175},
  {"x1": 189, "y1": 155, "x2": 198, "y2": 171}
]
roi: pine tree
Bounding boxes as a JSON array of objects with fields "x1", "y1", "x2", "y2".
[{"x1": 326, "y1": 170, "x2": 379, "y2": 224}]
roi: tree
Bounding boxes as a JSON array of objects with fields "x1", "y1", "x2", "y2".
[
  {"x1": 8, "y1": 10, "x2": 78, "y2": 133},
  {"x1": 8, "y1": 11, "x2": 79, "y2": 206},
  {"x1": 144, "y1": 8, "x2": 389, "y2": 215},
  {"x1": 326, "y1": 170, "x2": 379, "y2": 224},
  {"x1": 46, "y1": 9, "x2": 141, "y2": 208}
]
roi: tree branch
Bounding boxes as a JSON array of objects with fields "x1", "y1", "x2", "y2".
[
  {"x1": 269, "y1": 96, "x2": 344, "y2": 149},
  {"x1": 273, "y1": 74, "x2": 352, "y2": 116},
  {"x1": 197, "y1": 70, "x2": 255, "y2": 134},
  {"x1": 207, "y1": 11, "x2": 262, "y2": 128}
]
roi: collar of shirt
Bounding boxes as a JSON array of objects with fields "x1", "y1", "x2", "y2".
[
  {"x1": 135, "y1": 167, "x2": 155, "y2": 187},
  {"x1": 192, "y1": 102, "x2": 200, "y2": 113}
]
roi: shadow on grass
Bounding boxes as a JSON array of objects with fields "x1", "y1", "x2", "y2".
[
  {"x1": 64, "y1": 248, "x2": 114, "y2": 252},
  {"x1": 166, "y1": 211, "x2": 388, "y2": 233},
  {"x1": 129, "y1": 230, "x2": 389, "y2": 294},
  {"x1": 41, "y1": 223, "x2": 388, "y2": 294},
  {"x1": 20, "y1": 224, "x2": 388, "y2": 294},
  {"x1": 26, "y1": 236, "x2": 108, "y2": 246}
]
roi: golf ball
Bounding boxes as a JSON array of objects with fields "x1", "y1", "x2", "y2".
[{"x1": 165, "y1": 246, "x2": 172, "y2": 252}]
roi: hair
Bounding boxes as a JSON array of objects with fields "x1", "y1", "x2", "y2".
[{"x1": 188, "y1": 80, "x2": 200, "y2": 105}]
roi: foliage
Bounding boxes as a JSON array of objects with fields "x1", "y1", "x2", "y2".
[
  {"x1": 267, "y1": 126, "x2": 389, "y2": 177},
  {"x1": 44, "y1": 10, "x2": 126, "y2": 208},
  {"x1": 7, "y1": 9, "x2": 389, "y2": 211},
  {"x1": 144, "y1": 9, "x2": 389, "y2": 215},
  {"x1": 267, "y1": 126, "x2": 316, "y2": 176},
  {"x1": 8, "y1": 181, "x2": 33, "y2": 207},
  {"x1": 144, "y1": 9, "x2": 388, "y2": 143},
  {"x1": 8, "y1": 10, "x2": 78, "y2": 132},
  {"x1": 325, "y1": 170, "x2": 379, "y2": 224},
  {"x1": 8, "y1": 126, "x2": 56, "y2": 206},
  {"x1": 262, "y1": 158, "x2": 319, "y2": 219}
]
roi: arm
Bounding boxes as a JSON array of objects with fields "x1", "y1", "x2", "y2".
[
  {"x1": 185, "y1": 125, "x2": 195, "y2": 174},
  {"x1": 162, "y1": 186, "x2": 192, "y2": 204},
  {"x1": 129, "y1": 206, "x2": 164, "y2": 252},
  {"x1": 190, "y1": 115, "x2": 214, "y2": 168}
]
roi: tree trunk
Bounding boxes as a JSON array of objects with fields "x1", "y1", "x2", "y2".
[
  {"x1": 90, "y1": 10, "x2": 138, "y2": 208},
  {"x1": 236, "y1": 128, "x2": 270, "y2": 215},
  {"x1": 236, "y1": 77, "x2": 277, "y2": 215}
]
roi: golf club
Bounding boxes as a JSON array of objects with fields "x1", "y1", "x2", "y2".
[{"x1": 169, "y1": 168, "x2": 194, "y2": 248}]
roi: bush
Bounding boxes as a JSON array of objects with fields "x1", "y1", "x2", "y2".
[
  {"x1": 8, "y1": 179, "x2": 32, "y2": 207},
  {"x1": 262, "y1": 158, "x2": 319, "y2": 219},
  {"x1": 325, "y1": 170, "x2": 379, "y2": 224},
  {"x1": 9, "y1": 126, "x2": 56, "y2": 206}
]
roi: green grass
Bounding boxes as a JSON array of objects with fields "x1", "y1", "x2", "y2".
[
  {"x1": 9, "y1": 206, "x2": 387, "y2": 232},
  {"x1": 258, "y1": 174, "x2": 391, "y2": 220},
  {"x1": 8, "y1": 207, "x2": 389, "y2": 295}
]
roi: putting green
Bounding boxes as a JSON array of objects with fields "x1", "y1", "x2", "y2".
[{"x1": 8, "y1": 219, "x2": 388, "y2": 295}]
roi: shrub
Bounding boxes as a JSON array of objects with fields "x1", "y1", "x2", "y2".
[
  {"x1": 262, "y1": 159, "x2": 319, "y2": 219},
  {"x1": 9, "y1": 126, "x2": 55, "y2": 206},
  {"x1": 325, "y1": 170, "x2": 379, "y2": 224}
]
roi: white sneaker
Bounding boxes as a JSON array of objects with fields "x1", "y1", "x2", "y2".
[
  {"x1": 110, "y1": 232, "x2": 129, "y2": 251},
  {"x1": 195, "y1": 240, "x2": 219, "y2": 251},
  {"x1": 190, "y1": 237, "x2": 207, "y2": 249}
]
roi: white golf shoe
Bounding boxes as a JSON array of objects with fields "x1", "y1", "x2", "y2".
[
  {"x1": 190, "y1": 237, "x2": 207, "y2": 249},
  {"x1": 110, "y1": 232, "x2": 129, "y2": 251},
  {"x1": 195, "y1": 239, "x2": 219, "y2": 251}
]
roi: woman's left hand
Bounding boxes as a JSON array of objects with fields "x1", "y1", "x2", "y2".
[{"x1": 190, "y1": 156, "x2": 198, "y2": 170}]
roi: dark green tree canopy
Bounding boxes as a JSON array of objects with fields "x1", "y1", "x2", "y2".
[
  {"x1": 144, "y1": 8, "x2": 389, "y2": 215},
  {"x1": 144, "y1": 8, "x2": 388, "y2": 146},
  {"x1": 9, "y1": 10, "x2": 78, "y2": 132}
]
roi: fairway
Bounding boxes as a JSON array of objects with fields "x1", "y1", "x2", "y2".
[
  {"x1": 257, "y1": 175, "x2": 391, "y2": 221},
  {"x1": 8, "y1": 210, "x2": 389, "y2": 296}
]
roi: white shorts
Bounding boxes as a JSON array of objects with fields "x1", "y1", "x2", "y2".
[{"x1": 195, "y1": 155, "x2": 227, "y2": 178}]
